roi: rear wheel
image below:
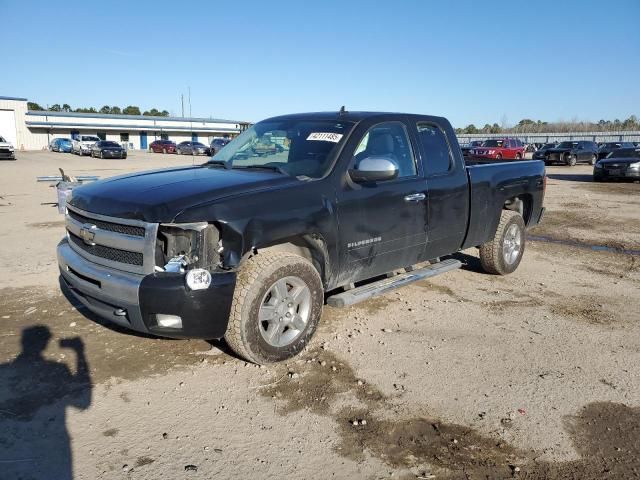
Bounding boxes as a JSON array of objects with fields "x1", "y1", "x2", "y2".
[
  {"x1": 514, "y1": 152, "x2": 522, "y2": 160},
  {"x1": 162, "y1": 148, "x2": 167, "y2": 154},
  {"x1": 479, "y1": 210, "x2": 526, "y2": 275},
  {"x1": 566, "y1": 154, "x2": 577, "y2": 166},
  {"x1": 589, "y1": 154, "x2": 597, "y2": 165},
  {"x1": 225, "y1": 252, "x2": 324, "y2": 364},
  {"x1": 495, "y1": 153, "x2": 502, "y2": 161}
]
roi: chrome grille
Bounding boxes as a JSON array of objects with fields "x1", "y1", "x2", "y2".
[
  {"x1": 65, "y1": 204, "x2": 158, "y2": 275},
  {"x1": 68, "y1": 232, "x2": 143, "y2": 266},
  {"x1": 67, "y1": 209, "x2": 145, "y2": 237}
]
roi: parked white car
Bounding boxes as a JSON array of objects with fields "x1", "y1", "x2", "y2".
[
  {"x1": 0, "y1": 135, "x2": 15, "y2": 160},
  {"x1": 72, "y1": 135, "x2": 100, "y2": 156}
]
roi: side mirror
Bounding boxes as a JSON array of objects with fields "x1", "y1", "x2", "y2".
[{"x1": 349, "y1": 156, "x2": 399, "y2": 183}]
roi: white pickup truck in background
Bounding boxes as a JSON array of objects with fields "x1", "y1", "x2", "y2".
[
  {"x1": 0, "y1": 135, "x2": 16, "y2": 160},
  {"x1": 71, "y1": 135, "x2": 100, "y2": 156}
]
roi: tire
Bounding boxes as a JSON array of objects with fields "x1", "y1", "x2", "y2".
[
  {"x1": 225, "y1": 252, "x2": 324, "y2": 364},
  {"x1": 566, "y1": 154, "x2": 577, "y2": 166},
  {"x1": 162, "y1": 148, "x2": 167, "y2": 154},
  {"x1": 515, "y1": 152, "x2": 522, "y2": 160},
  {"x1": 99, "y1": 151, "x2": 103, "y2": 159},
  {"x1": 495, "y1": 154, "x2": 502, "y2": 161},
  {"x1": 479, "y1": 210, "x2": 526, "y2": 275},
  {"x1": 589, "y1": 154, "x2": 597, "y2": 166}
]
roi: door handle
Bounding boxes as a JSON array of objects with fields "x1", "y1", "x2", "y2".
[{"x1": 404, "y1": 193, "x2": 426, "y2": 202}]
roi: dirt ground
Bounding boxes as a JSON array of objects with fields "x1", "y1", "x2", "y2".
[{"x1": 0, "y1": 151, "x2": 638, "y2": 479}]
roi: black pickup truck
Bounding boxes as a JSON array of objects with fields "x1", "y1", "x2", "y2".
[{"x1": 58, "y1": 111, "x2": 545, "y2": 364}]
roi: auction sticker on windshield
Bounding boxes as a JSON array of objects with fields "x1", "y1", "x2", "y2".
[{"x1": 307, "y1": 132, "x2": 343, "y2": 143}]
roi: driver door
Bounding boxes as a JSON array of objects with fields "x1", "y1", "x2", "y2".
[{"x1": 335, "y1": 120, "x2": 428, "y2": 284}]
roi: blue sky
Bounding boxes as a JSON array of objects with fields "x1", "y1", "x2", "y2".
[{"x1": 1, "y1": 0, "x2": 638, "y2": 127}]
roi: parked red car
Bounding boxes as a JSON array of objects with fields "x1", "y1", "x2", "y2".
[
  {"x1": 149, "y1": 139, "x2": 177, "y2": 154},
  {"x1": 470, "y1": 138, "x2": 525, "y2": 161}
]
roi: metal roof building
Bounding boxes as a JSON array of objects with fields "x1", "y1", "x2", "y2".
[{"x1": 0, "y1": 96, "x2": 250, "y2": 150}]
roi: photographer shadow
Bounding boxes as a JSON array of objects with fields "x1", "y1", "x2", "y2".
[{"x1": 0, "y1": 325, "x2": 92, "y2": 480}]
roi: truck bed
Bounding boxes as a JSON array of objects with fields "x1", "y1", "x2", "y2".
[{"x1": 462, "y1": 160, "x2": 545, "y2": 249}]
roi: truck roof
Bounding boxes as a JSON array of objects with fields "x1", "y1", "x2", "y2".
[{"x1": 263, "y1": 111, "x2": 448, "y2": 124}]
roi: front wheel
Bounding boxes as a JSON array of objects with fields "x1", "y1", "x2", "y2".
[
  {"x1": 566, "y1": 154, "x2": 577, "y2": 166},
  {"x1": 514, "y1": 152, "x2": 522, "y2": 160},
  {"x1": 225, "y1": 252, "x2": 324, "y2": 364},
  {"x1": 479, "y1": 210, "x2": 526, "y2": 275},
  {"x1": 495, "y1": 154, "x2": 502, "y2": 161},
  {"x1": 589, "y1": 154, "x2": 597, "y2": 165}
]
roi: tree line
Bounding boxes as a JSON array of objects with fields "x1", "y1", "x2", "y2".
[
  {"x1": 456, "y1": 115, "x2": 640, "y2": 134},
  {"x1": 27, "y1": 102, "x2": 170, "y2": 117}
]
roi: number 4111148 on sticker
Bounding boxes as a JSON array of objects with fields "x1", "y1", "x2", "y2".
[{"x1": 306, "y1": 132, "x2": 343, "y2": 143}]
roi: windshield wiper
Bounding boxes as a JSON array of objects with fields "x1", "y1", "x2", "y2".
[
  {"x1": 205, "y1": 159, "x2": 231, "y2": 169},
  {"x1": 231, "y1": 164, "x2": 288, "y2": 175}
]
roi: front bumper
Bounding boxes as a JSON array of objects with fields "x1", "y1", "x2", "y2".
[
  {"x1": 0, "y1": 149, "x2": 15, "y2": 159},
  {"x1": 58, "y1": 238, "x2": 236, "y2": 339},
  {"x1": 594, "y1": 168, "x2": 640, "y2": 180},
  {"x1": 101, "y1": 150, "x2": 126, "y2": 158}
]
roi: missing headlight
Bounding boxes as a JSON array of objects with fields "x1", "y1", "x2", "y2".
[{"x1": 156, "y1": 222, "x2": 220, "y2": 271}]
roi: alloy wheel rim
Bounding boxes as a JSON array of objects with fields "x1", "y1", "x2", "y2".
[
  {"x1": 258, "y1": 276, "x2": 311, "y2": 347},
  {"x1": 502, "y1": 223, "x2": 522, "y2": 265}
]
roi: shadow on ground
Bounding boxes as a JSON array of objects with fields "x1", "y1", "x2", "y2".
[{"x1": 0, "y1": 326, "x2": 92, "y2": 480}]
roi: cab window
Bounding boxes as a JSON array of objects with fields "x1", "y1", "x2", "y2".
[
  {"x1": 353, "y1": 122, "x2": 417, "y2": 178},
  {"x1": 416, "y1": 122, "x2": 453, "y2": 176}
]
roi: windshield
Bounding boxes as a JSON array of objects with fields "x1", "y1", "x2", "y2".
[
  {"x1": 542, "y1": 143, "x2": 556, "y2": 149},
  {"x1": 602, "y1": 143, "x2": 622, "y2": 149},
  {"x1": 210, "y1": 119, "x2": 355, "y2": 178},
  {"x1": 60, "y1": 138, "x2": 72, "y2": 144},
  {"x1": 557, "y1": 141, "x2": 578, "y2": 148},
  {"x1": 607, "y1": 148, "x2": 640, "y2": 159},
  {"x1": 482, "y1": 140, "x2": 505, "y2": 147},
  {"x1": 101, "y1": 141, "x2": 120, "y2": 147},
  {"x1": 81, "y1": 136, "x2": 99, "y2": 142},
  {"x1": 0, "y1": 136, "x2": 6, "y2": 142}
]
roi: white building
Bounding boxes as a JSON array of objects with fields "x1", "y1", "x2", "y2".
[{"x1": 0, "y1": 96, "x2": 250, "y2": 151}]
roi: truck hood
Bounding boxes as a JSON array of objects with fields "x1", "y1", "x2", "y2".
[
  {"x1": 69, "y1": 165, "x2": 300, "y2": 222},
  {"x1": 0, "y1": 142, "x2": 13, "y2": 148}
]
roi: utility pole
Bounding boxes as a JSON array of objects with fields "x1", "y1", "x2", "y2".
[{"x1": 181, "y1": 94, "x2": 184, "y2": 118}]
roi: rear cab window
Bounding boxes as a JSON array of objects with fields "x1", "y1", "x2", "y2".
[{"x1": 416, "y1": 122, "x2": 453, "y2": 176}]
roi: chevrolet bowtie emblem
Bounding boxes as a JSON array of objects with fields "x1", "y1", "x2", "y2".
[{"x1": 80, "y1": 224, "x2": 97, "y2": 246}]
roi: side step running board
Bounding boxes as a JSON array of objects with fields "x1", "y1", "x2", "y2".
[{"x1": 326, "y1": 258, "x2": 462, "y2": 308}]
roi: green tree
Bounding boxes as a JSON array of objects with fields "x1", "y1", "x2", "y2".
[
  {"x1": 27, "y1": 101, "x2": 44, "y2": 110},
  {"x1": 122, "y1": 105, "x2": 141, "y2": 115},
  {"x1": 49, "y1": 104, "x2": 61, "y2": 112},
  {"x1": 99, "y1": 105, "x2": 112, "y2": 114},
  {"x1": 463, "y1": 124, "x2": 478, "y2": 134},
  {"x1": 111, "y1": 106, "x2": 122, "y2": 114},
  {"x1": 62, "y1": 104, "x2": 72, "y2": 112}
]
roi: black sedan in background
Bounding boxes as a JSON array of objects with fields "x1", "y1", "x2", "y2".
[
  {"x1": 532, "y1": 142, "x2": 558, "y2": 160},
  {"x1": 597, "y1": 141, "x2": 635, "y2": 160},
  {"x1": 90, "y1": 141, "x2": 127, "y2": 159},
  {"x1": 176, "y1": 141, "x2": 211, "y2": 155},
  {"x1": 544, "y1": 140, "x2": 598, "y2": 166},
  {"x1": 593, "y1": 147, "x2": 640, "y2": 182}
]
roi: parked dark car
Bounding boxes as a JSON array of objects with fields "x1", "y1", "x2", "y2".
[
  {"x1": 593, "y1": 147, "x2": 640, "y2": 182},
  {"x1": 90, "y1": 141, "x2": 127, "y2": 159},
  {"x1": 532, "y1": 143, "x2": 558, "y2": 160},
  {"x1": 176, "y1": 141, "x2": 211, "y2": 155},
  {"x1": 460, "y1": 140, "x2": 483, "y2": 157},
  {"x1": 49, "y1": 138, "x2": 73, "y2": 153},
  {"x1": 58, "y1": 110, "x2": 546, "y2": 364},
  {"x1": 597, "y1": 141, "x2": 635, "y2": 160},
  {"x1": 544, "y1": 140, "x2": 598, "y2": 166},
  {"x1": 150, "y1": 140, "x2": 177, "y2": 154},
  {"x1": 210, "y1": 138, "x2": 231, "y2": 155}
]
